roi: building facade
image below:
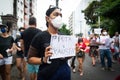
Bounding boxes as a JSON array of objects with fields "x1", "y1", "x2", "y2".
[
  {"x1": 0, "y1": 0, "x2": 37, "y2": 29},
  {"x1": 0, "y1": 0, "x2": 37, "y2": 39},
  {"x1": 68, "y1": 0, "x2": 94, "y2": 37},
  {"x1": 17, "y1": 0, "x2": 24, "y2": 28}
]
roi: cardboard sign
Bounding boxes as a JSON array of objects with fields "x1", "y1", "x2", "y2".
[
  {"x1": 94, "y1": 28, "x2": 101, "y2": 34},
  {"x1": 50, "y1": 35, "x2": 77, "y2": 59}
]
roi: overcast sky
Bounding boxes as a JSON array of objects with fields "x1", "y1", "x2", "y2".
[{"x1": 37, "y1": 0, "x2": 81, "y2": 30}]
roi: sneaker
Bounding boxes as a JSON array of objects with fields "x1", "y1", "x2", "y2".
[
  {"x1": 108, "y1": 68, "x2": 115, "y2": 71},
  {"x1": 72, "y1": 69, "x2": 76, "y2": 73}
]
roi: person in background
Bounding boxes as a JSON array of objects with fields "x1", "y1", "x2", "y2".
[
  {"x1": 21, "y1": 17, "x2": 42, "y2": 80},
  {"x1": 76, "y1": 38, "x2": 86, "y2": 76},
  {"x1": 89, "y1": 34, "x2": 99, "y2": 66},
  {"x1": 0, "y1": 24, "x2": 16, "y2": 80},
  {"x1": 96, "y1": 29, "x2": 114, "y2": 71},
  {"x1": 112, "y1": 32, "x2": 119, "y2": 60},
  {"x1": 70, "y1": 56, "x2": 76, "y2": 73},
  {"x1": 27, "y1": 6, "x2": 71, "y2": 80},
  {"x1": 15, "y1": 27, "x2": 25, "y2": 79}
]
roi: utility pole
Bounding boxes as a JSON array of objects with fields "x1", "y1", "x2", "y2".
[
  {"x1": 98, "y1": 16, "x2": 100, "y2": 28},
  {"x1": 0, "y1": 16, "x2": 2, "y2": 24},
  {"x1": 56, "y1": 0, "x2": 59, "y2": 7}
]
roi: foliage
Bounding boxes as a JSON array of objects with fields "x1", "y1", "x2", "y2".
[
  {"x1": 75, "y1": 33, "x2": 83, "y2": 37},
  {"x1": 84, "y1": 1, "x2": 100, "y2": 26},
  {"x1": 100, "y1": 0, "x2": 120, "y2": 19},
  {"x1": 58, "y1": 24, "x2": 71, "y2": 35},
  {"x1": 83, "y1": 0, "x2": 120, "y2": 35},
  {"x1": 99, "y1": 0, "x2": 120, "y2": 35}
]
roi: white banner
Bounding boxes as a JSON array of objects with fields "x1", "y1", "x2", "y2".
[
  {"x1": 94, "y1": 28, "x2": 101, "y2": 34},
  {"x1": 50, "y1": 35, "x2": 77, "y2": 59}
]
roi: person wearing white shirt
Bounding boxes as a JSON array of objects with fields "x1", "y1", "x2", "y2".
[
  {"x1": 112, "y1": 32, "x2": 119, "y2": 60},
  {"x1": 96, "y1": 29, "x2": 114, "y2": 71}
]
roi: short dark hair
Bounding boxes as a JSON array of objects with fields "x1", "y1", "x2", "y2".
[
  {"x1": 0, "y1": 24, "x2": 8, "y2": 28},
  {"x1": 101, "y1": 28, "x2": 107, "y2": 33},
  {"x1": 19, "y1": 27, "x2": 25, "y2": 31},
  {"x1": 29, "y1": 17, "x2": 36, "y2": 25},
  {"x1": 78, "y1": 38, "x2": 83, "y2": 43},
  {"x1": 46, "y1": 7, "x2": 60, "y2": 17}
]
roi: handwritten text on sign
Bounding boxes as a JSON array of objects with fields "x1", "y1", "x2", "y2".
[{"x1": 50, "y1": 35, "x2": 77, "y2": 59}]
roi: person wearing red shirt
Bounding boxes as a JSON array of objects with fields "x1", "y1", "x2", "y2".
[{"x1": 76, "y1": 38, "x2": 86, "y2": 76}]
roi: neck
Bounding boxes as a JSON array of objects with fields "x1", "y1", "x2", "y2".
[
  {"x1": 47, "y1": 25, "x2": 58, "y2": 35},
  {"x1": 1, "y1": 33, "x2": 9, "y2": 37},
  {"x1": 29, "y1": 25, "x2": 36, "y2": 28}
]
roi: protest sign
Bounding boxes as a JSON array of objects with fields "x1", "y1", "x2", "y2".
[
  {"x1": 50, "y1": 35, "x2": 77, "y2": 59},
  {"x1": 94, "y1": 28, "x2": 101, "y2": 34}
]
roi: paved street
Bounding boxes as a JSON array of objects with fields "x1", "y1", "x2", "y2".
[
  {"x1": 71, "y1": 54, "x2": 120, "y2": 80},
  {"x1": 0, "y1": 54, "x2": 120, "y2": 80}
]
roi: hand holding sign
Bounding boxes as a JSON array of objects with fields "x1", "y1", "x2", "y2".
[{"x1": 50, "y1": 35, "x2": 77, "y2": 59}]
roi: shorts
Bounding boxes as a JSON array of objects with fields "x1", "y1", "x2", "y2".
[
  {"x1": 89, "y1": 46, "x2": 98, "y2": 57},
  {"x1": 16, "y1": 51, "x2": 24, "y2": 58},
  {"x1": 0, "y1": 56, "x2": 13, "y2": 65},
  {"x1": 76, "y1": 51, "x2": 85, "y2": 58},
  {"x1": 27, "y1": 63, "x2": 39, "y2": 73}
]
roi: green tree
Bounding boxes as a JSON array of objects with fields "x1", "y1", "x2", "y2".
[
  {"x1": 99, "y1": 0, "x2": 120, "y2": 35},
  {"x1": 84, "y1": 1, "x2": 100, "y2": 26},
  {"x1": 83, "y1": 0, "x2": 120, "y2": 35},
  {"x1": 59, "y1": 24, "x2": 71, "y2": 35}
]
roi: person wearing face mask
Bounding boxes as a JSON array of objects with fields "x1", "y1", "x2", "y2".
[
  {"x1": 15, "y1": 27, "x2": 26, "y2": 79},
  {"x1": 96, "y1": 29, "x2": 114, "y2": 71},
  {"x1": 20, "y1": 17, "x2": 42, "y2": 80},
  {"x1": 0, "y1": 24, "x2": 16, "y2": 80},
  {"x1": 112, "y1": 32, "x2": 120, "y2": 60},
  {"x1": 27, "y1": 6, "x2": 71, "y2": 80}
]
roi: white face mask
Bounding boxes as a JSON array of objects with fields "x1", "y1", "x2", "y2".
[
  {"x1": 103, "y1": 32, "x2": 107, "y2": 35},
  {"x1": 51, "y1": 16, "x2": 63, "y2": 29}
]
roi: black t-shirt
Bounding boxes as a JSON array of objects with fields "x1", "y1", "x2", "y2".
[
  {"x1": 15, "y1": 36, "x2": 23, "y2": 55},
  {"x1": 21, "y1": 27, "x2": 41, "y2": 57},
  {"x1": 31, "y1": 31, "x2": 67, "y2": 79},
  {"x1": 15, "y1": 36, "x2": 21, "y2": 47},
  {"x1": 0, "y1": 36, "x2": 14, "y2": 57}
]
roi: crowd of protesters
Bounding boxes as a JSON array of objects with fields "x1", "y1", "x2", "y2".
[
  {"x1": 0, "y1": 5, "x2": 120, "y2": 80},
  {"x1": 70, "y1": 29, "x2": 120, "y2": 78}
]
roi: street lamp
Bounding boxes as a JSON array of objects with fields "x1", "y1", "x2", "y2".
[
  {"x1": 98, "y1": 15, "x2": 100, "y2": 29},
  {"x1": 97, "y1": 0, "x2": 101, "y2": 29}
]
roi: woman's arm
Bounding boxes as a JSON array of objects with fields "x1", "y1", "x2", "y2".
[
  {"x1": 27, "y1": 46, "x2": 52, "y2": 65},
  {"x1": 20, "y1": 39, "x2": 25, "y2": 53},
  {"x1": 0, "y1": 54, "x2": 3, "y2": 59}
]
